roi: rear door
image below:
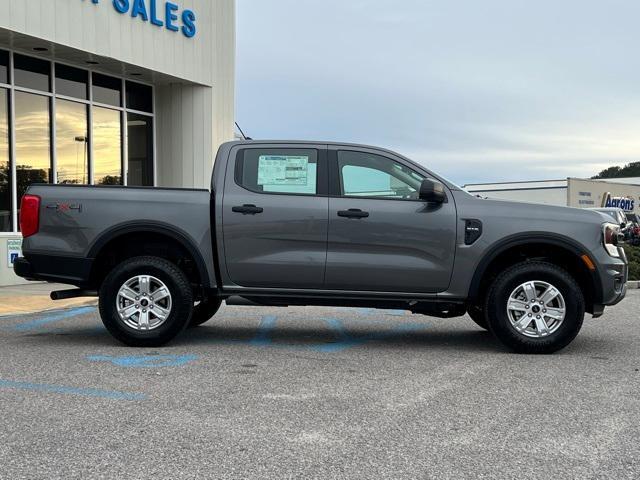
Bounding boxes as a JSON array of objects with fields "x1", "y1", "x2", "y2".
[
  {"x1": 324, "y1": 147, "x2": 457, "y2": 293},
  {"x1": 222, "y1": 144, "x2": 329, "y2": 289}
]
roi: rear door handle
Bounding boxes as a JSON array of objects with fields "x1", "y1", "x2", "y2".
[
  {"x1": 337, "y1": 208, "x2": 369, "y2": 219},
  {"x1": 232, "y1": 204, "x2": 264, "y2": 215}
]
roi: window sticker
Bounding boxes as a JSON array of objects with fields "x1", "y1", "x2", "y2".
[{"x1": 258, "y1": 155, "x2": 309, "y2": 187}]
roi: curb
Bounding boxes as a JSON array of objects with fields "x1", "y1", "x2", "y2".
[{"x1": 627, "y1": 281, "x2": 640, "y2": 290}]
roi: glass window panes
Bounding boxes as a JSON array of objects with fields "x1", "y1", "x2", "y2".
[
  {"x1": 56, "y1": 100, "x2": 89, "y2": 184},
  {"x1": 0, "y1": 50, "x2": 9, "y2": 84},
  {"x1": 93, "y1": 107, "x2": 122, "y2": 185},
  {"x1": 55, "y1": 64, "x2": 88, "y2": 100},
  {"x1": 127, "y1": 113, "x2": 154, "y2": 186},
  {"x1": 92, "y1": 73, "x2": 122, "y2": 107},
  {"x1": 239, "y1": 149, "x2": 318, "y2": 195},
  {"x1": 15, "y1": 91, "x2": 51, "y2": 207},
  {"x1": 14, "y1": 54, "x2": 51, "y2": 92},
  {"x1": 0, "y1": 89, "x2": 10, "y2": 231},
  {"x1": 126, "y1": 81, "x2": 153, "y2": 113},
  {"x1": 338, "y1": 151, "x2": 424, "y2": 200}
]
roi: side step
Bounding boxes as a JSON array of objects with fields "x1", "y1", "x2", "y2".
[
  {"x1": 50, "y1": 289, "x2": 98, "y2": 301},
  {"x1": 225, "y1": 296, "x2": 288, "y2": 307}
]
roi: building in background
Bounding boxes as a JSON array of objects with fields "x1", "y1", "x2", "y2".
[
  {"x1": 0, "y1": 0, "x2": 236, "y2": 286},
  {"x1": 465, "y1": 177, "x2": 640, "y2": 214}
]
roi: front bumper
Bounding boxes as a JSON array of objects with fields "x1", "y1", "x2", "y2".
[{"x1": 592, "y1": 249, "x2": 628, "y2": 316}]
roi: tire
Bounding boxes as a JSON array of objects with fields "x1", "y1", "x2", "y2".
[
  {"x1": 467, "y1": 305, "x2": 489, "y2": 330},
  {"x1": 189, "y1": 297, "x2": 222, "y2": 327},
  {"x1": 99, "y1": 256, "x2": 194, "y2": 347},
  {"x1": 484, "y1": 261, "x2": 585, "y2": 354}
]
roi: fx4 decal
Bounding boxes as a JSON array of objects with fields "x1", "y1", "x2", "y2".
[{"x1": 46, "y1": 203, "x2": 83, "y2": 213}]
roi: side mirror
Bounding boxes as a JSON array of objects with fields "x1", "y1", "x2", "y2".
[{"x1": 419, "y1": 179, "x2": 446, "y2": 203}]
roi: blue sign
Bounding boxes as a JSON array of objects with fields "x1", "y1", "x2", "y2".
[
  {"x1": 602, "y1": 192, "x2": 636, "y2": 212},
  {"x1": 86, "y1": 0, "x2": 197, "y2": 38}
]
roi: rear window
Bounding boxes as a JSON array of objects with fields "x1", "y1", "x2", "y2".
[{"x1": 236, "y1": 149, "x2": 318, "y2": 195}]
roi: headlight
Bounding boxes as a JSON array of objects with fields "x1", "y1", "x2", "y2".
[{"x1": 603, "y1": 223, "x2": 622, "y2": 257}]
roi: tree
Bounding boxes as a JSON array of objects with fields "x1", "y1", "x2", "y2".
[{"x1": 592, "y1": 162, "x2": 640, "y2": 179}]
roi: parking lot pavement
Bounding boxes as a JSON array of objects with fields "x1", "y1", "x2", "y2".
[{"x1": 0, "y1": 293, "x2": 638, "y2": 480}]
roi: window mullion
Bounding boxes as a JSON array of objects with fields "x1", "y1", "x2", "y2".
[
  {"x1": 88, "y1": 71, "x2": 94, "y2": 185},
  {"x1": 51, "y1": 62, "x2": 57, "y2": 184},
  {"x1": 9, "y1": 53, "x2": 17, "y2": 233}
]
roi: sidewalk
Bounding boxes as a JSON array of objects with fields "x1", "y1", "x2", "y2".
[{"x1": 0, "y1": 283, "x2": 97, "y2": 317}]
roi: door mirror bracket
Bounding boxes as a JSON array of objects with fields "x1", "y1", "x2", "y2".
[{"x1": 419, "y1": 179, "x2": 446, "y2": 203}]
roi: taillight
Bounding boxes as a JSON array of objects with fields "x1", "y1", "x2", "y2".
[{"x1": 20, "y1": 194, "x2": 41, "y2": 238}]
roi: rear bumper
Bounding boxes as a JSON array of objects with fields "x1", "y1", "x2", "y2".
[
  {"x1": 13, "y1": 257, "x2": 35, "y2": 280},
  {"x1": 13, "y1": 254, "x2": 93, "y2": 287}
]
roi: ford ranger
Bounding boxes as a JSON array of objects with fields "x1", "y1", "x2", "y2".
[{"x1": 14, "y1": 141, "x2": 628, "y2": 353}]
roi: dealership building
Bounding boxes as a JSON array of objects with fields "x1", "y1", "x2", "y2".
[
  {"x1": 465, "y1": 177, "x2": 640, "y2": 214},
  {"x1": 0, "y1": 0, "x2": 235, "y2": 286}
]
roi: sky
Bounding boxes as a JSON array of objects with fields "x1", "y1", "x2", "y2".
[{"x1": 235, "y1": 0, "x2": 640, "y2": 186}]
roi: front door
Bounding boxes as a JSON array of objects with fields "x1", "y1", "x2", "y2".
[
  {"x1": 222, "y1": 145, "x2": 329, "y2": 289},
  {"x1": 325, "y1": 148, "x2": 457, "y2": 293}
]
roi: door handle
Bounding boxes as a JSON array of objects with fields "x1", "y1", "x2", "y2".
[
  {"x1": 232, "y1": 204, "x2": 264, "y2": 215},
  {"x1": 337, "y1": 208, "x2": 369, "y2": 219}
]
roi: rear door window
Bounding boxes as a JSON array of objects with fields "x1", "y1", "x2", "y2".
[{"x1": 236, "y1": 149, "x2": 319, "y2": 195}]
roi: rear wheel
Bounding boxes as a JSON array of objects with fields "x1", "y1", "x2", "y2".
[
  {"x1": 484, "y1": 261, "x2": 585, "y2": 354},
  {"x1": 99, "y1": 256, "x2": 193, "y2": 347}
]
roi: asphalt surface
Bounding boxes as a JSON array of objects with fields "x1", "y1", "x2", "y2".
[{"x1": 0, "y1": 292, "x2": 639, "y2": 480}]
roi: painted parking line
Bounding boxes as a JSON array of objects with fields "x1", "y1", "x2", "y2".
[
  {"x1": 12, "y1": 307, "x2": 96, "y2": 332},
  {"x1": 0, "y1": 379, "x2": 145, "y2": 401},
  {"x1": 87, "y1": 354, "x2": 198, "y2": 368}
]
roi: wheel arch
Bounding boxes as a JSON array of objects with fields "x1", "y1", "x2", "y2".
[
  {"x1": 468, "y1": 233, "x2": 603, "y2": 313},
  {"x1": 87, "y1": 221, "x2": 213, "y2": 289}
]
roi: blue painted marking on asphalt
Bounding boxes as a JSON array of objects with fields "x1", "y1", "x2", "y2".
[
  {"x1": 311, "y1": 319, "x2": 428, "y2": 353},
  {"x1": 0, "y1": 379, "x2": 145, "y2": 401},
  {"x1": 87, "y1": 354, "x2": 198, "y2": 368},
  {"x1": 356, "y1": 308, "x2": 407, "y2": 317},
  {"x1": 249, "y1": 315, "x2": 278, "y2": 346},
  {"x1": 12, "y1": 307, "x2": 96, "y2": 332},
  {"x1": 240, "y1": 316, "x2": 427, "y2": 353}
]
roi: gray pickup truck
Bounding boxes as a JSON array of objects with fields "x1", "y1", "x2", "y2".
[{"x1": 15, "y1": 141, "x2": 627, "y2": 353}]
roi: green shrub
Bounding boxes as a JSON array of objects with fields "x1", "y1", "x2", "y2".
[{"x1": 623, "y1": 244, "x2": 640, "y2": 280}]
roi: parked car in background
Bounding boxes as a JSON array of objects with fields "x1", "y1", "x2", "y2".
[
  {"x1": 14, "y1": 141, "x2": 628, "y2": 354},
  {"x1": 590, "y1": 208, "x2": 628, "y2": 228},
  {"x1": 624, "y1": 213, "x2": 640, "y2": 246}
]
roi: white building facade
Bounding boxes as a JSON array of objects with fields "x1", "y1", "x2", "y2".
[{"x1": 0, "y1": 0, "x2": 236, "y2": 286}]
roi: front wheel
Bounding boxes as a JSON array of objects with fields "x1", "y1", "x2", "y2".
[
  {"x1": 99, "y1": 256, "x2": 194, "y2": 347},
  {"x1": 484, "y1": 261, "x2": 585, "y2": 354}
]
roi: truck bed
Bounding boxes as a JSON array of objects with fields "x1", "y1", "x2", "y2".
[{"x1": 21, "y1": 184, "x2": 216, "y2": 287}]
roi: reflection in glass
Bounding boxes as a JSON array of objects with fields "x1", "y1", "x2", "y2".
[
  {"x1": 0, "y1": 89, "x2": 10, "y2": 231},
  {"x1": 127, "y1": 114, "x2": 154, "y2": 186},
  {"x1": 56, "y1": 100, "x2": 89, "y2": 184},
  {"x1": 126, "y1": 81, "x2": 153, "y2": 113},
  {"x1": 15, "y1": 92, "x2": 51, "y2": 206},
  {"x1": 92, "y1": 73, "x2": 122, "y2": 107},
  {"x1": 93, "y1": 107, "x2": 122, "y2": 185},
  {"x1": 0, "y1": 50, "x2": 8, "y2": 84},
  {"x1": 55, "y1": 64, "x2": 88, "y2": 100},
  {"x1": 14, "y1": 54, "x2": 51, "y2": 92}
]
